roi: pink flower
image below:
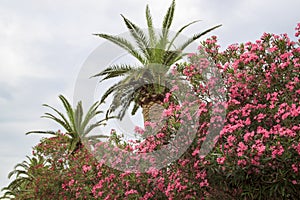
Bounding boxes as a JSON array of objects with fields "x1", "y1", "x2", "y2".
[
  {"x1": 162, "y1": 107, "x2": 173, "y2": 117},
  {"x1": 295, "y1": 23, "x2": 300, "y2": 37},
  {"x1": 171, "y1": 85, "x2": 179, "y2": 92},
  {"x1": 134, "y1": 126, "x2": 145, "y2": 135},
  {"x1": 237, "y1": 142, "x2": 248, "y2": 157},
  {"x1": 257, "y1": 126, "x2": 270, "y2": 138},
  {"x1": 156, "y1": 132, "x2": 165, "y2": 139},
  {"x1": 256, "y1": 144, "x2": 266, "y2": 156},
  {"x1": 238, "y1": 159, "x2": 247, "y2": 167},
  {"x1": 144, "y1": 121, "x2": 156, "y2": 128},
  {"x1": 244, "y1": 131, "x2": 254, "y2": 143},
  {"x1": 68, "y1": 179, "x2": 75, "y2": 187},
  {"x1": 255, "y1": 113, "x2": 266, "y2": 122},
  {"x1": 199, "y1": 179, "x2": 209, "y2": 187},
  {"x1": 244, "y1": 117, "x2": 251, "y2": 125},
  {"x1": 196, "y1": 171, "x2": 207, "y2": 179},
  {"x1": 192, "y1": 148, "x2": 199, "y2": 156},
  {"x1": 125, "y1": 189, "x2": 138, "y2": 196},
  {"x1": 251, "y1": 158, "x2": 260, "y2": 166},
  {"x1": 147, "y1": 167, "x2": 159, "y2": 178},
  {"x1": 271, "y1": 143, "x2": 284, "y2": 158},
  {"x1": 97, "y1": 191, "x2": 103, "y2": 197},
  {"x1": 140, "y1": 192, "x2": 154, "y2": 200},
  {"x1": 281, "y1": 112, "x2": 290, "y2": 120},
  {"x1": 163, "y1": 92, "x2": 171, "y2": 103},
  {"x1": 227, "y1": 135, "x2": 236, "y2": 147},
  {"x1": 216, "y1": 157, "x2": 226, "y2": 164},
  {"x1": 292, "y1": 164, "x2": 298, "y2": 173},
  {"x1": 251, "y1": 140, "x2": 266, "y2": 156},
  {"x1": 82, "y1": 165, "x2": 92, "y2": 173},
  {"x1": 280, "y1": 52, "x2": 292, "y2": 60},
  {"x1": 290, "y1": 104, "x2": 300, "y2": 117}
]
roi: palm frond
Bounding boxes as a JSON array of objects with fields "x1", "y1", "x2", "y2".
[
  {"x1": 68, "y1": 137, "x2": 80, "y2": 154},
  {"x1": 162, "y1": 0, "x2": 175, "y2": 32},
  {"x1": 82, "y1": 108, "x2": 115, "y2": 137},
  {"x1": 110, "y1": 84, "x2": 136, "y2": 119},
  {"x1": 157, "y1": 34, "x2": 168, "y2": 54},
  {"x1": 26, "y1": 130, "x2": 57, "y2": 135},
  {"x1": 98, "y1": 68, "x2": 142, "y2": 104},
  {"x1": 159, "y1": 0, "x2": 176, "y2": 50},
  {"x1": 116, "y1": 95, "x2": 134, "y2": 119},
  {"x1": 92, "y1": 64, "x2": 133, "y2": 82},
  {"x1": 121, "y1": 67, "x2": 145, "y2": 84},
  {"x1": 8, "y1": 170, "x2": 28, "y2": 180},
  {"x1": 85, "y1": 135, "x2": 109, "y2": 140},
  {"x1": 167, "y1": 20, "x2": 201, "y2": 52},
  {"x1": 121, "y1": 14, "x2": 150, "y2": 60},
  {"x1": 146, "y1": 5, "x2": 157, "y2": 48},
  {"x1": 163, "y1": 50, "x2": 182, "y2": 66},
  {"x1": 100, "y1": 80, "x2": 124, "y2": 104},
  {"x1": 82, "y1": 113, "x2": 106, "y2": 136},
  {"x1": 42, "y1": 104, "x2": 73, "y2": 131},
  {"x1": 131, "y1": 102, "x2": 140, "y2": 115},
  {"x1": 58, "y1": 95, "x2": 76, "y2": 131},
  {"x1": 83, "y1": 121, "x2": 108, "y2": 137},
  {"x1": 80, "y1": 101, "x2": 102, "y2": 133},
  {"x1": 93, "y1": 33, "x2": 146, "y2": 63},
  {"x1": 74, "y1": 101, "x2": 83, "y2": 134},
  {"x1": 42, "y1": 113, "x2": 72, "y2": 133},
  {"x1": 177, "y1": 24, "x2": 222, "y2": 52},
  {"x1": 5, "y1": 177, "x2": 30, "y2": 191},
  {"x1": 0, "y1": 189, "x2": 15, "y2": 199}
]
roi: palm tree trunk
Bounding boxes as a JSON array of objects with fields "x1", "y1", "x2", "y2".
[
  {"x1": 141, "y1": 101, "x2": 164, "y2": 123},
  {"x1": 141, "y1": 101, "x2": 165, "y2": 139}
]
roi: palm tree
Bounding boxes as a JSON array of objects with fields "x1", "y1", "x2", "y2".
[
  {"x1": 26, "y1": 95, "x2": 111, "y2": 154},
  {"x1": 0, "y1": 155, "x2": 47, "y2": 200},
  {"x1": 92, "y1": 0, "x2": 221, "y2": 122}
]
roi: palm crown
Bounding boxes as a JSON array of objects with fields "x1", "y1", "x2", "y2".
[
  {"x1": 93, "y1": 0, "x2": 221, "y2": 122},
  {"x1": 0, "y1": 155, "x2": 47, "y2": 199},
  {"x1": 26, "y1": 95, "x2": 110, "y2": 154}
]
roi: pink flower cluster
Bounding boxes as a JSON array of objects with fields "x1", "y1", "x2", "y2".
[{"x1": 196, "y1": 23, "x2": 300, "y2": 198}]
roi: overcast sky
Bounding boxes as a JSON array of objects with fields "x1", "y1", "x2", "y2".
[{"x1": 0, "y1": 0, "x2": 299, "y2": 193}]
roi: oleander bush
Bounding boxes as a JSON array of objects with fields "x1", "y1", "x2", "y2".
[{"x1": 198, "y1": 23, "x2": 300, "y2": 199}]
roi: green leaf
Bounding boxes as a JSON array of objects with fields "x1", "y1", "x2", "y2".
[
  {"x1": 162, "y1": 0, "x2": 175, "y2": 31},
  {"x1": 26, "y1": 130, "x2": 57, "y2": 135},
  {"x1": 167, "y1": 20, "x2": 201, "y2": 52},
  {"x1": 58, "y1": 95, "x2": 76, "y2": 131},
  {"x1": 42, "y1": 103, "x2": 73, "y2": 131},
  {"x1": 146, "y1": 5, "x2": 157, "y2": 47},
  {"x1": 177, "y1": 24, "x2": 222, "y2": 51},
  {"x1": 121, "y1": 14, "x2": 150, "y2": 60},
  {"x1": 93, "y1": 33, "x2": 146, "y2": 64},
  {"x1": 92, "y1": 64, "x2": 133, "y2": 82}
]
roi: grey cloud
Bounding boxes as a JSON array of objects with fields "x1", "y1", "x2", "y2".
[
  {"x1": 0, "y1": 83, "x2": 13, "y2": 101},
  {"x1": 189, "y1": 0, "x2": 300, "y2": 47}
]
